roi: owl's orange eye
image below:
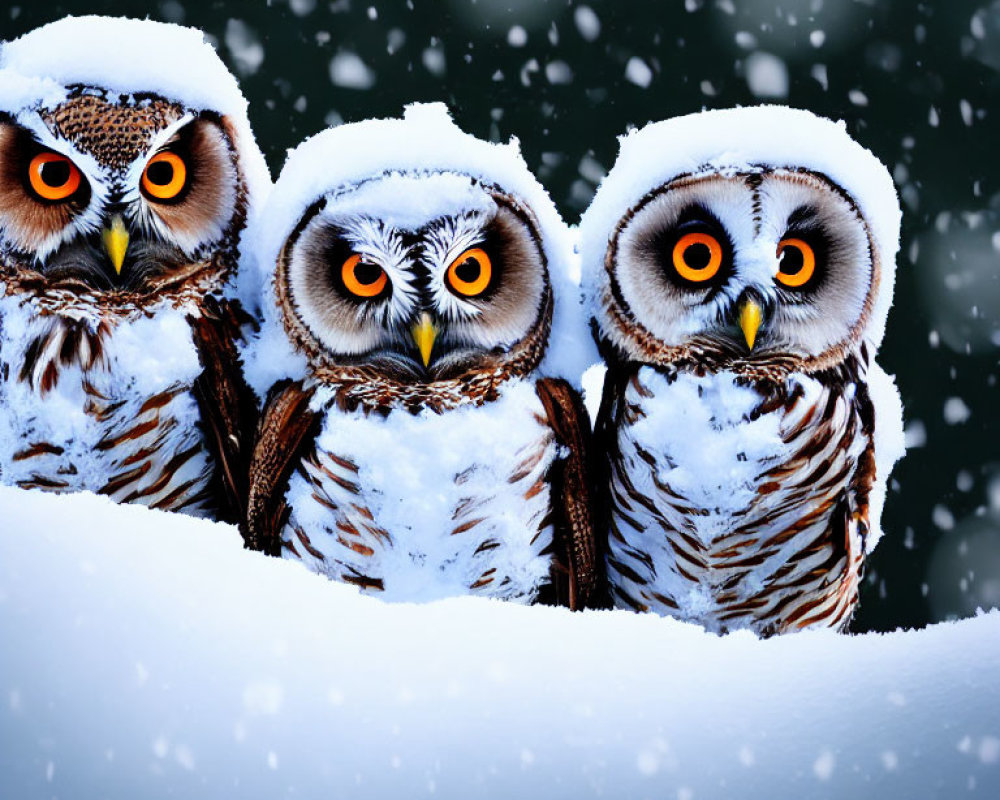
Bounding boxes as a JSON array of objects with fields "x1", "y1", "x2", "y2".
[
  {"x1": 776, "y1": 238, "x2": 816, "y2": 288},
  {"x1": 341, "y1": 254, "x2": 388, "y2": 298},
  {"x1": 672, "y1": 232, "x2": 722, "y2": 282},
  {"x1": 141, "y1": 151, "x2": 187, "y2": 201},
  {"x1": 28, "y1": 152, "x2": 81, "y2": 201},
  {"x1": 446, "y1": 248, "x2": 492, "y2": 297}
]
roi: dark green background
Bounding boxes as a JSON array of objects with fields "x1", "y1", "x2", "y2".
[{"x1": 4, "y1": 0, "x2": 998, "y2": 631}]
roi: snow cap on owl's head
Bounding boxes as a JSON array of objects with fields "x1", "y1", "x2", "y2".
[
  {"x1": 255, "y1": 103, "x2": 569, "y2": 276},
  {"x1": 242, "y1": 102, "x2": 594, "y2": 396},
  {"x1": 579, "y1": 105, "x2": 901, "y2": 351},
  {"x1": 0, "y1": 15, "x2": 270, "y2": 201}
]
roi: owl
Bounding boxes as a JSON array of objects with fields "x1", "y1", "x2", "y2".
[
  {"x1": 579, "y1": 106, "x2": 905, "y2": 635},
  {"x1": 0, "y1": 17, "x2": 268, "y2": 519},
  {"x1": 241, "y1": 103, "x2": 600, "y2": 609}
]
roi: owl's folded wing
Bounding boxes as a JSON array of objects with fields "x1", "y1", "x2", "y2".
[
  {"x1": 242, "y1": 380, "x2": 319, "y2": 555},
  {"x1": 189, "y1": 297, "x2": 260, "y2": 525},
  {"x1": 535, "y1": 377, "x2": 606, "y2": 611}
]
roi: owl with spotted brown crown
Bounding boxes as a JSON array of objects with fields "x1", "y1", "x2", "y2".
[
  {"x1": 0, "y1": 17, "x2": 268, "y2": 519},
  {"x1": 579, "y1": 107, "x2": 906, "y2": 635},
  {"x1": 240, "y1": 104, "x2": 600, "y2": 608}
]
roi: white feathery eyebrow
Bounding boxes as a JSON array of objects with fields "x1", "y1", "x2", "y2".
[
  {"x1": 333, "y1": 214, "x2": 418, "y2": 325},
  {"x1": 121, "y1": 113, "x2": 198, "y2": 237},
  {"x1": 124, "y1": 112, "x2": 195, "y2": 189},
  {"x1": 423, "y1": 212, "x2": 489, "y2": 270},
  {"x1": 423, "y1": 212, "x2": 492, "y2": 321}
]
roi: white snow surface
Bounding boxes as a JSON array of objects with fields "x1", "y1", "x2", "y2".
[
  {"x1": 241, "y1": 102, "x2": 596, "y2": 397},
  {"x1": 2, "y1": 16, "x2": 245, "y2": 121},
  {"x1": 0, "y1": 15, "x2": 271, "y2": 213},
  {"x1": 867, "y1": 361, "x2": 906, "y2": 546},
  {"x1": 0, "y1": 70, "x2": 65, "y2": 115},
  {"x1": 578, "y1": 105, "x2": 902, "y2": 351},
  {"x1": 1, "y1": 487, "x2": 999, "y2": 799}
]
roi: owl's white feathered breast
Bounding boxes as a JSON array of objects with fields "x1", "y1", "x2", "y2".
[
  {"x1": 0, "y1": 299, "x2": 215, "y2": 512},
  {"x1": 283, "y1": 379, "x2": 558, "y2": 602},
  {"x1": 605, "y1": 365, "x2": 870, "y2": 634}
]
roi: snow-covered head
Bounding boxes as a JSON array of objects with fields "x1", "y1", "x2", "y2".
[
  {"x1": 579, "y1": 106, "x2": 901, "y2": 377},
  {"x1": 0, "y1": 16, "x2": 269, "y2": 312},
  {"x1": 244, "y1": 103, "x2": 589, "y2": 402}
]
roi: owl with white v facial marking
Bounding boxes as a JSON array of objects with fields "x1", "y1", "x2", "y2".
[
  {"x1": 580, "y1": 106, "x2": 905, "y2": 635},
  {"x1": 242, "y1": 104, "x2": 600, "y2": 608},
  {"x1": 0, "y1": 17, "x2": 268, "y2": 518}
]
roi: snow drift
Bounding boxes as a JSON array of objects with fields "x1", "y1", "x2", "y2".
[{"x1": 1, "y1": 487, "x2": 998, "y2": 799}]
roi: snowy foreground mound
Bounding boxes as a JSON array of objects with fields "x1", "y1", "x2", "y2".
[{"x1": 1, "y1": 488, "x2": 998, "y2": 799}]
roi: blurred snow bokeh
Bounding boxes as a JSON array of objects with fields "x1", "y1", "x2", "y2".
[{"x1": 1, "y1": 487, "x2": 998, "y2": 798}]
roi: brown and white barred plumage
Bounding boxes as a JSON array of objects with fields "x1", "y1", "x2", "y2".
[
  {"x1": 242, "y1": 108, "x2": 600, "y2": 608},
  {"x1": 0, "y1": 35, "x2": 260, "y2": 520},
  {"x1": 580, "y1": 107, "x2": 905, "y2": 635},
  {"x1": 246, "y1": 263, "x2": 599, "y2": 608},
  {"x1": 0, "y1": 289, "x2": 249, "y2": 516},
  {"x1": 272, "y1": 379, "x2": 568, "y2": 600},
  {"x1": 600, "y1": 355, "x2": 876, "y2": 634},
  {"x1": 6, "y1": 317, "x2": 209, "y2": 510}
]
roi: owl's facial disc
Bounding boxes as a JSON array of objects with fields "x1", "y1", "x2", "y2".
[
  {"x1": 0, "y1": 99, "x2": 241, "y2": 297},
  {"x1": 604, "y1": 169, "x2": 876, "y2": 370},
  {"x1": 278, "y1": 181, "x2": 550, "y2": 383}
]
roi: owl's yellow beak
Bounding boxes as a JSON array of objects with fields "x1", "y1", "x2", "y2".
[
  {"x1": 739, "y1": 298, "x2": 763, "y2": 350},
  {"x1": 411, "y1": 312, "x2": 438, "y2": 367},
  {"x1": 102, "y1": 214, "x2": 129, "y2": 275}
]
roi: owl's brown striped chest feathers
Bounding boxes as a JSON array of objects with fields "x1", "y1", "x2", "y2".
[
  {"x1": 604, "y1": 365, "x2": 873, "y2": 635},
  {"x1": 281, "y1": 379, "x2": 560, "y2": 602},
  {"x1": 0, "y1": 299, "x2": 215, "y2": 516}
]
